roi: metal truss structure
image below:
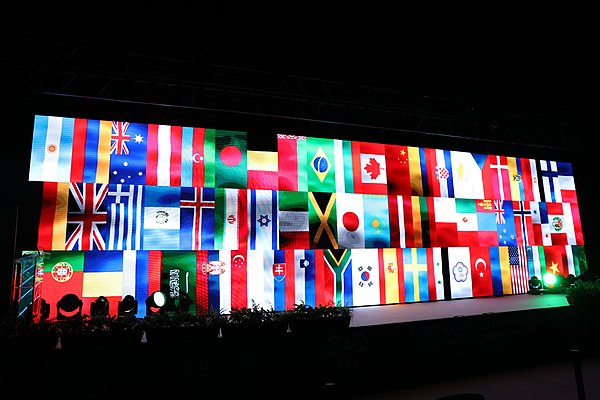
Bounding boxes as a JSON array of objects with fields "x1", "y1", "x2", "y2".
[{"x1": 1, "y1": 39, "x2": 590, "y2": 152}]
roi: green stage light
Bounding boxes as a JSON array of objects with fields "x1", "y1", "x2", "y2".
[{"x1": 543, "y1": 273, "x2": 557, "y2": 287}]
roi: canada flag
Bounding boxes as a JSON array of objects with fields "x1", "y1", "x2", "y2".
[{"x1": 351, "y1": 141, "x2": 388, "y2": 194}]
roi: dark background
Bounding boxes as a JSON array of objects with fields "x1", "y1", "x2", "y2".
[{"x1": 1, "y1": 8, "x2": 597, "y2": 317}]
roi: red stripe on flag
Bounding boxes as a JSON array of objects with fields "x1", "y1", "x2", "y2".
[
  {"x1": 520, "y1": 159, "x2": 535, "y2": 201},
  {"x1": 147, "y1": 250, "x2": 162, "y2": 296},
  {"x1": 70, "y1": 118, "x2": 88, "y2": 182},
  {"x1": 237, "y1": 190, "x2": 249, "y2": 251},
  {"x1": 169, "y1": 125, "x2": 182, "y2": 187},
  {"x1": 248, "y1": 171, "x2": 278, "y2": 190},
  {"x1": 146, "y1": 124, "x2": 159, "y2": 186},
  {"x1": 278, "y1": 137, "x2": 299, "y2": 191},
  {"x1": 285, "y1": 250, "x2": 296, "y2": 310},
  {"x1": 388, "y1": 195, "x2": 400, "y2": 248},
  {"x1": 192, "y1": 127, "x2": 206, "y2": 187},
  {"x1": 38, "y1": 182, "x2": 59, "y2": 250},
  {"x1": 314, "y1": 250, "x2": 327, "y2": 306},
  {"x1": 570, "y1": 202, "x2": 584, "y2": 245},
  {"x1": 396, "y1": 249, "x2": 406, "y2": 303},
  {"x1": 481, "y1": 155, "x2": 495, "y2": 200},
  {"x1": 378, "y1": 249, "x2": 386, "y2": 304},
  {"x1": 385, "y1": 144, "x2": 412, "y2": 196},
  {"x1": 195, "y1": 251, "x2": 209, "y2": 313},
  {"x1": 423, "y1": 148, "x2": 440, "y2": 198},
  {"x1": 230, "y1": 250, "x2": 247, "y2": 309},
  {"x1": 404, "y1": 196, "x2": 416, "y2": 248},
  {"x1": 470, "y1": 247, "x2": 493, "y2": 297}
]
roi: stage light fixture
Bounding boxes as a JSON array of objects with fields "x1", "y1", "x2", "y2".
[
  {"x1": 529, "y1": 273, "x2": 568, "y2": 294},
  {"x1": 56, "y1": 293, "x2": 83, "y2": 320},
  {"x1": 118, "y1": 295, "x2": 138, "y2": 317},
  {"x1": 543, "y1": 272, "x2": 557, "y2": 288},
  {"x1": 145, "y1": 291, "x2": 167, "y2": 316},
  {"x1": 528, "y1": 276, "x2": 542, "y2": 294},
  {"x1": 90, "y1": 296, "x2": 110, "y2": 317}
]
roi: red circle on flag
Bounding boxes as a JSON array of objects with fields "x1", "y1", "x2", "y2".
[
  {"x1": 343, "y1": 212, "x2": 359, "y2": 232},
  {"x1": 220, "y1": 146, "x2": 242, "y2": 166}
]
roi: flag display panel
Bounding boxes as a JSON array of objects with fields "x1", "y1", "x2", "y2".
[{"x1": 29, "y1": 115, "x2": 588, "y2": 316}]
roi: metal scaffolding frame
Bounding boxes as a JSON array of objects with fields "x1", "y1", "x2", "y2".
[{"x1": 1, "y1": 39, "x2": 589, "y2": 152}]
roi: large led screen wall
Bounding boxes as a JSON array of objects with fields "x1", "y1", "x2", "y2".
[{"x1": 29, "y1": 115, "x2": 588, "y2": 319}]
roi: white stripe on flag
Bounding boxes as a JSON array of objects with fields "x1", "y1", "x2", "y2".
[
  {"x1": 433, "y1": 247, "x2": 445, "y2": 300},
  {"x1": 511, "y1": 246, "x2": 530, "y2": 294},
  {"x1": 565, "y1": 245, "x2": 576, "y2": 276},
  {"x1": 262, "y1": 250, "x2": 275, "y2": 309},
  {"x1": 334, "y1": 139, "x2": 346, "y2": 193},
  {"x1": 246, "y1": 250, "x2": 265, "y2": 309},
  {"x1": 122, "y1": 250, "x2": 138, "y2": 297},
  {"x1": 223, "y1": 189, "x2": 240, "y2": 249},
  {"x1": 42, "y1": 116, "x2": 72, "y2": 182},
  {"x1": 397, "y1": 196, "x2": 406, "y2": 248},
  {"x1": 529, "y1": 159, "x2": 541, "y2": 202},
  {"x1": 562, "y1": 203, "x2": 577, "y2": 244},
  {"x1": 351, "y1": 248, "x2": 380, "y2": 306},
  {"x1": 219, "y1": 250, "x2": 232, "y2": 313},
  {"x1": 156, "y1": 125, "x2": 172, "y2": 186},
  {"x1": 436, "y1": 149, "x2": 449, "y2": 197},
  {"x1": 531, "y1": 246, "x2": 542, "y2": 278},
  {"x1": 294, "y1": 250, "x2": 307, "y2": 305}
]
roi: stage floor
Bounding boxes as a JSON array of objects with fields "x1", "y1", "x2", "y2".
[{"x1": 350, "y1": 293, "x2": 570, "y2": 327}]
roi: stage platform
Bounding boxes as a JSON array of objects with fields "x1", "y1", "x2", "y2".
[
  {"x1": 3, "y1": 293, "x2": 595, "y2": 399},
  {"x1": 350, "y1": 293, "x2": 570, "y2": 327}
]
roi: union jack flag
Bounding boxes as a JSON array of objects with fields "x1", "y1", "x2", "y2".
[
  {"x1": 111, "y1": 121, "x2": 131, "y2": 155},
  {"x1": 66, "y1": 183, "x2": 108, "y2": 250},
  {"x1": 494, "y1": 200, "x2": 506, "y2": 224}
]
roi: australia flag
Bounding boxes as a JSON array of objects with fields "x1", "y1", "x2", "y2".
[{"x1": 109, "y1": 121, "x2": 148, "y2": 185}]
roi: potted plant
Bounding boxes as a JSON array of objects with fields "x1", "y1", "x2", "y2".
[
  {"x1": 1, "y1": 316, "x2": 59, "y2": 352},
  {"x1": 221, "y1": 301, "x2": 287, "y2": 340},
  {"x1": 565, "y1": 277, "x2": 600, "y2": 310},
  {"x1": 286, "y1": 301, "x2": 353, "y2": 336},
  {"x1": 49, "y1": 312, "x2": 143, "y2": 351},
  {"x1": 141, "y1": 307, "x2": 222, "y2": 346}
]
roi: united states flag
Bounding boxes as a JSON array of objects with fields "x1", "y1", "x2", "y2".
[{"x1": 508, "y1": 245, "x2": 530, "y2": 294}]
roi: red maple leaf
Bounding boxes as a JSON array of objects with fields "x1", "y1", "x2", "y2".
[{"x1": 364, "y1": 157, "x2": 382, "y2": 180}]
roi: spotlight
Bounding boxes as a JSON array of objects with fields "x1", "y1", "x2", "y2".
[
  {"x1": 90, "y1": 296, "x2": 110, "y2": 317},
  {"x1": 543, "y1": 272, "x2": 557, "y2": 288},
  {"x1": 56, "y1": 293, "x2": 83, "y2": 320},
  {"x1": 529, "y1": 273, "x2": 567, "y2": 295},
  {"x1": 118, "y1": 295, "x2": 138, "y2": 317},
  {"x1": 528, "y1": 276, "x2": 542, "y2": 294},
  {"x1": 145, "y1": 291, "x2": 167, "y2": 316}
]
